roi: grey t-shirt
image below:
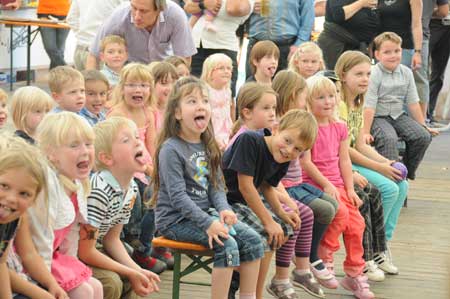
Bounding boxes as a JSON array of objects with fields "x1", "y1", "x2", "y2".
[{"x1": 155, "y1": 137, "x2": 230, "y2": 232}]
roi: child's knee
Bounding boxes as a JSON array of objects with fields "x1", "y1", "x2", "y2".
[
  {"x1": 215, "y1": 237, "x2": 240, "y2": 267},
  {"x1": 313, "y1": 200, "x2": 337, "y2": 224},
  {"x1": 299, "y1": 203, "x2": 314, "y2": 223},
  {"x1": 100, "y1": 272, "x2": 123, "y2": 299}
]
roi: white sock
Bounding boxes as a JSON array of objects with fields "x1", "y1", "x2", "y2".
[
  {"x1": 294, "y1": 269, "x2": 311, "y2": 275},
  {"x1": 272, "y1": 278, "x2": 290, "y2": 285}
]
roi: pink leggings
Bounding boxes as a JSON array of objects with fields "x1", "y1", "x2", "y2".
[{"x1": 68, "y1": 277, "x2": 103, "y2": 299}]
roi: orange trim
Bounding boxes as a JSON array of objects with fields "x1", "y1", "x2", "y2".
[{"x1": 152, "y1": 236, "x2": 210, "y2": 252}]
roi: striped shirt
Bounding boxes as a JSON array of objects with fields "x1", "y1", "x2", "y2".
[{"x1": 87, "y1": 170, "x2": 138, "y2": 241}]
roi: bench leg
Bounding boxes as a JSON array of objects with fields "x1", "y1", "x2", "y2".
[{"x1": 172, "y1": 251, "x2": 181, "y2": 299}]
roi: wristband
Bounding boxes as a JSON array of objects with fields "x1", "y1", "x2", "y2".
[{"x1": 198, "y1": 0, "x2": 205, "y2": 11}]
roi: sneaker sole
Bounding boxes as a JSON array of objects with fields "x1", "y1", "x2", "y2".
[
  {"x1": 292, "y1": 280, "x2": 326, "y2": 298},
  {"x1": 266, "y1": 284, "x2": 298, "y2": 299}
]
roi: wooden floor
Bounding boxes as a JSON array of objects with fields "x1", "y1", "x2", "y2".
[{"x1": 151, "y1": 131, "x2": 450, "y2": 299}]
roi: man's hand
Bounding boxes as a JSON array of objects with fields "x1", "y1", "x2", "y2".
[
  {"x1": 204, "y1": 0, "x2": 222, "y2": 14},
  {"x1": 288, "y1": 45, "x2": 298, "y2": 61},
  {"x1": 1, "y1": 0, "x2": 21, "y2": 10},
  {"x1": 411, "y1": 52, "x2": 422, "y2": 70}
]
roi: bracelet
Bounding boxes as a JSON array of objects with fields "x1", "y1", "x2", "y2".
[
  {"x1": 414, "y1": 49, "x2": 422, "y2": 53},
  {"x1": 198, "y1": 0, "x2": 205, "y2": 11}
]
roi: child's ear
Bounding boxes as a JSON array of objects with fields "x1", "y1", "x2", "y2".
[
  {"x1": 52, "y1": 92, "x2": 61, "y2": 104},
  {"x1": 98, "y1": 151, "x2": 113, "y2": 167},
  {"x1": 174, "y1": 107, "x2": 182, "y2": 120},
  {"x1": 242, "y1": 107, "x2": 252, "y2": 120},
  {"x1": 374, "y1": 50, "x2": 380, "y2": 62},
  {"x1": 99, "y1": 52, "x2": 105, "y2": 62}
]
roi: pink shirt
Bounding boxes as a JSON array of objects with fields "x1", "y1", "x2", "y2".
[
  {"x1": 302, "y1": 121, "x2": 348, "y2": 189},
  {"x1": 208, "y1": 85, "x2": 233, "y2": 147}
]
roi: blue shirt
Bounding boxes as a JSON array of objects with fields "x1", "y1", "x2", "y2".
[
  {"x1": 249, "y1": 0, "x2": 314, "y2": 46},
  {"x1": 79, "y1": 107, "x2": 106, "y2": 126}
]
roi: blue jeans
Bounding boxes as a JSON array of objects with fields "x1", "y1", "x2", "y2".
[
  {"x1": 401, "y1": 48, "x2": 414, "y2": 69},
  {"x1": 352, "y1": 164, "x2": 408, "y2": 240},
  {"x1": 40, "y1": 27, "x2": 69, "y2": 69},
  {"x1": 160, "y1": 216, "x2": 264, "y2": 267},
  {"x1": 413, "y1": 39, "x2": 430, "y2": 105}
]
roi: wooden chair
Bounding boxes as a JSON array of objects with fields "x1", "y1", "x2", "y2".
[{"x1": 152, "y1": 236, "x2": 214, "y2": 299}]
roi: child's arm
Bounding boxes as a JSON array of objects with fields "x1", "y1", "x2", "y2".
[
  {"x1": 408, "y1": 103, "x2": 439, "y2": 136},
  {"x1": 339, "y1": 138, "x2": 362, "y2": 207},
  {"x1": 9, "y1": 271, "x2": 58, "y2": 299},
  {"x1": 362, "y1": 66, "x2": 381, "y2": 144},
  {"x1": 145, "y1": 108, "x2": 157, "y2": 157},
  {"x1": 0, "y1": 244, "x2": 12, "y2": 299},
  {"x1": 275, "y1": 182, "x2": 300, "y2": 215},
  {"x1": 300, "y1": 150, "x2": 340, "y2": 200},
  {"x1": 238, "y1": 174, "x2": 285, "y2": 248},
  {"x1": 362, "y1": 107, "x2": 376, "y2": 144},
  {"x1": 13, "y1": 215, "x2": 67, "y2": 299}
]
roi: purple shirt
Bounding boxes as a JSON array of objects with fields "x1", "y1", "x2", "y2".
[{"x1": 90, "y1": 1, "x2": 196, "y2": 63}]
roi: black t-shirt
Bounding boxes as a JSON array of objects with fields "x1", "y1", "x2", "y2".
[
  {"x1": 222, "y1": 129, "x2": 290, "y2": 205},
  {"x1": 378, "y1": 0, "x2": 413, "y2": 49},
  {"x1": 325, "y1": 0, "x2": 381, "y2": 42},
  {"x1": 0, "y1": 219, "x2": 19, "y2": 258}
]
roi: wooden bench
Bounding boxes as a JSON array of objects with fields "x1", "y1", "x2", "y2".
[{"x1": 152, "y1": 236, "x2": 214, "y2": 299}]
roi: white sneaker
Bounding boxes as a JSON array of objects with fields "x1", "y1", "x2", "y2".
[
  {"x1": 363, "y1": 260, "x2": 385, "y2": 282},
  {"x1": 374, "y1": 249, "x2": 399, "y2": 274}
]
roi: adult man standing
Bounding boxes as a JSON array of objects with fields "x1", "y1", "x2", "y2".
[
  {"x1": 245, "y1": 0, "x2": 315, "y2": 78},
  {"x1": 86, "y1": 0, "x2": 196, "y2": 69}
]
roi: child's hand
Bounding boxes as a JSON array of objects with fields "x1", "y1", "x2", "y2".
[
  {"x1": 377, "y1": 160, "x2": 402, "y2": 181},
  {"x1": 220, "y1": 209, "x2": 237, "y2": 226},
  {"x1": 425, "y1": 126, "x2": 439, "y2": 136},
  {"x1": 139, "y1": 269, "x2": 161, "y2": 293},
  {"x1": 324, "y1": 183, "x2": 340, "y2": 201},
  {"x1": 347, "y1": 189, "x2": 362, "y2": 208},
  {"x1": 353, "y1": 172, "x2": 368, "y2": 188},
  {"x1": 280, "y1": 194, "x2": 300, "y2": 215},
  {"x1": 48, "y1": 283, "x2": 68, "y2": 299},
  {"x1": 206, "y1": 220, "x2": 229, "y2": 248},
  {"x1": 280, "y1": 210, "x2": 301, "y2": 230},
  {"x1": 362, "y1": 133, "x2": 374, "y2": 145},
  {"x1": 263, "y1": 220, "x2": 285, "y2": 249},
  {"x1": 128, "y1": 270, "x2": 153, "y2": 296}
]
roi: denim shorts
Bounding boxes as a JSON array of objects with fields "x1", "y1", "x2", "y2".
[
  {"x1": 160, "y1": 218, "x2": 264, "y2": 268},
  {"x1": 286, "y1": 183, "x2": 324, "y2": 205}
]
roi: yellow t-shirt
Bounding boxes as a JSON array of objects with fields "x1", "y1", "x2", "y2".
[{"x1": 338, "y1": 100, "x2": 364, "y2": 148}]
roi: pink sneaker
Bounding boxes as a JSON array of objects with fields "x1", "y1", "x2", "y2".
[
  {"x1": 310, "y1": 260, "x2": 339, "y2": 289},
  {"x1": 340, "y1": 275, "x2": 375, "y2": 299}
]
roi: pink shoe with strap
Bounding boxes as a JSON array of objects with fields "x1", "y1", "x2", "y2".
[
  {"x1": 340, "y1": 274, "x2": 375, "y2": 299},
  {"x1": 310, "y1": 260, "x2": 339, "y2": 289}
]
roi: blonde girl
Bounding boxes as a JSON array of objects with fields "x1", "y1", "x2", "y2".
[
  {"x1": 149, "y1": 61, "x2": 178, "y2": 132},
  {"x1": 335, "y1": 50, "x2": 408, "y2": 276},
  {"x1": 201, "y1": 53, "x2": 234, "y2": 150},
  {"x1": 300, "y1": 76, "x2": 375, "y2": 299},
  {"x1": 109, "y1": 63, "x2": 156, "y2": 180},
  {"x1": 31, "y1": 112, "x2": 103, "y2": 299},
  {"x1": 10, "y1": 86, "x2": 53, "y2": 143},
  {"x1": 289, "y1": 42, "x2": 325, "y2": 79},
  {"x1": 0, "y1": 88, "x2": 7, "y2": 129},
  {"x1": 152, "y1": 77, "x2": 264, "y2": 299}
]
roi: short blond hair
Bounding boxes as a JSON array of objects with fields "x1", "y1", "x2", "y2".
[
  {"x1": 201, "y1": 53, "x2": 232, "y2": 85},
  {"x1": 0, "y1": 132, "x2": 48, "y2": 201},
  {"x1": 93, "y1": 117, "x2": 137, "y2": 171},
  {"x1": 48, "y1": 66, "x2": 84, "y2": 93},
  {"x1": 36, "y1": 112, "x2": 94, "y2": 194},
  {"x1": 10, "y1": 86, "x2": 54, "y2": 133},
  {"x1": 373, "y1": 32, "x2": 402, "y2": 51},
  {"x1": 100, "y1": 34, "x2": 127, "y2": 53},
  {"x1": 288, "y1": 42, "x2": 325, "y2": 74},
  {"x1": 277, "y1": 109, "x2": 318, "y2": 150},
  {"x1": 0, "y1": 88, "x2": 7, "y2": 104},
  {"x1": 306, "y1": 75, "x2": 338, "y2": 120}
]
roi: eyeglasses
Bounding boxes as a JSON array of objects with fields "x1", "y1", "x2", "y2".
[
  {"x1": 124, "y1": 83, "x2": 151, "y2": 90},
  {"x1": 214, "y1": 66, "x2": 232, "y2": 72}
]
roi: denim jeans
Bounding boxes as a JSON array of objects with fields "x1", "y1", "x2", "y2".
[
  {"x1": 160, "y1": 215, "x2": 264, "y2": 267},
  {"x1": 39, "y1": 27, "x2": 69, "y2": 69}
]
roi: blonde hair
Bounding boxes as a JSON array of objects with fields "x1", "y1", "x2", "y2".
[
  {"x1": 249, "y1": 40, "x2": 280, "y2": 75},
  {"x1": 48, "y1": 66, "x2": 84, "y2": 93},
  {"x1": 231, "y1": 82, "x2": 278, "y2": 137},
  {"x1": 335, "y1": 51, "x2": 371, "y2": 109},
  {"x1": 306, "y1": 76, "x2": 338, "y2": 121},
  {"x1": 149, "y1": 61, "x2": 178, "y2": 84},
  {"x1": 112, "y1": 63, "x2": 155, "y2": 107},
  {"x1": 10, "y1": 86, "x2": 54, "y2": 134},
  {"x1": 201, "y1": 53, "x2": 232, "y2": 85},
  {"x1": 373, "y1": 31, "x2": 402, "y2": 51},
  {"x1": 272, "y1": 70, "x2": 307, "y2": 117},
  {"x1": 0, "y1": 88, "x2": 7, "y2": 104},
  {"x1": 0, "y1": 132, "x2": 48, "y2": 202},
  {"x1": 288, "y1": 42, "x2": 325, "y2": 75},
  {"x1": 100, "y1": 35, "x2": 127, "y2": 52},
  {"x1": 151, "y1": 76, "x2": 222, "y2": 206},
  {"x1": 82, "y1": 69, "x2": 110, "y2": 89},
  {"x1": 93, "y1": 117, "x2": 137, "y2": 171},
  {"x1": 277, "y1": 109, "x2": 318, "y2": 150},
  {"x1": 36, "y1": 112, "x2": 95, "y2": 194},
  {"x1": 164, "y1": 56, "x2": 189, "y2": 69}
]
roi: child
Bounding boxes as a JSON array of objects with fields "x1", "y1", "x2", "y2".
[
  {"x1": 149, "y1": 61, "x2": 178, "y2": 132},
  {"x1": 223, "y1": 105, "x2": 318, "y2": 299},
  {"x1": 189, "y1": 0, "x2": 217, "y2": 32},
  {"x1": 48, "y1": 66, "x2": 86, "y2": 114},
  {"x1": 247, "y1": 40, "x2": 279, "y2": 85},
  {"x1": 78, "y1": 117, "x2": 160, "y2": 299},
  {"x1": 30, "y1": 112, "x2": 103, "y2": 298},
  {"x1": 10, "y1": 86, "x2": 53, "y2": 143},
  {"x1": 164, "y1": 56, "x2": 191, "y2": 78},
  {"x1": 301, "y1": 76, "x2": 375, "y2": 299},
  {"x1": 153, "y1": 76, "x2": 264, "y2": 299},
  {"x1": 0, "y1": 88, "x2": 7, "y2": 129},
  {"x1": 336, "y1": 50, "x2": 409, "y2": 275},
  {"x1": 99, "y1": 35, "x2": 128, "y2": 87},
  {"x1": 362, "y1": 32, "x2": 438, "y2": 180},
  {"x1": 230, "y1": 81, "x2": 324, "y2": 298},
  {"x1": 80, "y1": 70, "x2": 109, "y2": 126},
  {"x1": 0, "y1": 134, "x2": 49, "y2": 299},
  {"x1": 272, "y1": 70, "x2": 340, "y2": 292},
  {"x1": 201, "y1": 53, "x2": 234, "y2": 150},
  {"x1": 288, "y1": 42, "x2": 325, "y2": 79}
]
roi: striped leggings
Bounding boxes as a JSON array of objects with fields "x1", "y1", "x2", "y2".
[{"x1": 276, "y1": 201, "x2": 314, "y2": 267}]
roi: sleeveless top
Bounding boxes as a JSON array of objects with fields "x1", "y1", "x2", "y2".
[{"x1": 378, "y1": 0, "x2": 414, "y2": 49}]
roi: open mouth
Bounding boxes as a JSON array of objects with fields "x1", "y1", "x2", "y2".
[
  {"x1": 135, "y1": 150, "x2": 146, "y2": 165},
  {"x1": 132, "y1": 96, "x2": 144, "y2": 104},
  {"x1": 194, "y1": 115, "x2": 207, "y2": 129},
  {"x1": 77, "y1": 160, "x2": 90, "y2": 171},
  {"x1": 0, "y1": 203, "x2": 16, "y2": 219}
]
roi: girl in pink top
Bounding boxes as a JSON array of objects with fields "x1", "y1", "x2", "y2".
[
  {"x1": 201, "y1": 53, "x2": 234, "y2": 150},
  {"x1": 300, "y1": 76, "x2": 374, "y2": 299}
]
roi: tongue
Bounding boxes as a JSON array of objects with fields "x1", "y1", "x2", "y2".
[
  {"x1": 0, "y1": 206, "x2": 12, "y2": 220},
  {"x1": 135, "y1": 155, "x2": 146, "y2": 165},
  {"x1": 195, "y1": 118, "x2": 207, "y2": 130},
  {"x1": 77, "y1": 161, "x2": 89, "y2": 169}
]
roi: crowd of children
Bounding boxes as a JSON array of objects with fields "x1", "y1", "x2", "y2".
[{"x1": 0, "y1": 29, "x2": 436, "y2": 299}]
